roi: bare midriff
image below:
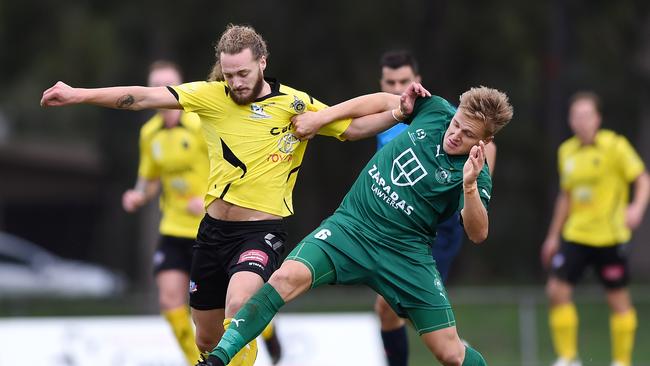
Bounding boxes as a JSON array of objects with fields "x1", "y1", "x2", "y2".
[{"x1": 206, "y1": 198, "x2": 282, "y2": 221}]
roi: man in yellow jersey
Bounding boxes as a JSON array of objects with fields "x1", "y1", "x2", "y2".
[
  {"x1": 40, "y1": 24, "x2": 412, "y2": 366},
  {"x1": 121, "y1": 60, "x2": 206, "y2": 365},
  {"x1": 541, "y1": 92, "x2": 650, "y2": 366}
]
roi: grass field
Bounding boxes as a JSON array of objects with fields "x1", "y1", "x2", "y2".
[
  {"x1": 2, "y1": 285, "x2": 650, "y2": 365},
  {"x1": 404, "y1": 302, "x2": 650, "y2": 366}
]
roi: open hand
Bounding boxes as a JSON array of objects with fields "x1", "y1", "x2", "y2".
[
  {"x1": 463, "y1": 140, "x2": 486, "y2": 186},
  {"x1": 399, "y1": 82, "x2": 431, "y2": 116}
]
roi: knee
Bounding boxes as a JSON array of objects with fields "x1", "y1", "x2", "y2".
[
  {"x1": 271, "y1": 266, "x2": 310, "y2": 286},
  {"x1": 423, "y1": 330, "x2": 465, "y2": 366},
  {"x1": 268, "y1": 265, "x2": 311, "y2": 299},
  {"x1": 546, "y1": 278, "x2": 571, "y2": 305},
  {"x1": 159, "y1": 290, "x2": 185, "y2": 311},
  {"x1": 195, "y1": 333, "x2": 217, "y2": 353},
  {"x1": 225, "y1": 293, "x2": 249, "y2": 315},
  {"x1": 434, "y1": 346, "x2": 464, "y2": 366}
]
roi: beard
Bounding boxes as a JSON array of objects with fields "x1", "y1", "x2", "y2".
[{"x1": 230, "y1": 72, "x2": 265, "y2": 105}]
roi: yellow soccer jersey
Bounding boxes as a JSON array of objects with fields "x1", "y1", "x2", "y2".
[
  {"x1": 169, "y1": 79, "x2": 351, "y2": 217},
  {"x1": 558, "y1": 129, "x2": 645, "y2": 246},
  {"x1": 138, "y1": 112, "x2": 209, "y2": 238}
]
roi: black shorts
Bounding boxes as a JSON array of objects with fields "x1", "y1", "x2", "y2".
[
  {"x1": 153, "y1": 235, "x2": 194, "y2": 275},
  {"x1": 189, "y1": 214, "x2": 286, "y2": 310},
  {"x1": 550, "y1": 241, "x2": 630, "y2": 289}
]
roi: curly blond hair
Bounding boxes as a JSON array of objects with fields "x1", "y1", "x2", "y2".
[{"x1": 208, "y1": 24, "x2": 269, "y2": 81}]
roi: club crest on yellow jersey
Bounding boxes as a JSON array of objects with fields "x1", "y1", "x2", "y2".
[
  {"x1": 250, "y1": 103, "x2": 271, "y2": 119},
  {"x1": 290, "y1": 96, "x2": 306, "y2": 114},
  {"x1": 277, "y1": 133, "x2": 300, "y2": 154}
]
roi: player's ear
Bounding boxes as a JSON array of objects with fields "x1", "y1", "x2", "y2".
[
  {"x1": 415, "y1": 75, "x2": 422, "y2": 83},
  {"x1": 259, "y1": 56, "x2": 267, "y2": 71}
]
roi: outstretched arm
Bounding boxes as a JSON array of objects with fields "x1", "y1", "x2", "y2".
[
  {"x1": 293, "y1": 83, "x2": 430, "y2": 140},
  {"x1": 41, "y1": 81, "x2": 181, "y2": 110},
  {"x1": 460, "y1": 141, "x2": 489, "y2": 243}
]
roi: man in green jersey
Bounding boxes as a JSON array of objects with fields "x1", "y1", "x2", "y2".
[{"x1": 201, "y1": 85, "x2": 513, "y2": 366}]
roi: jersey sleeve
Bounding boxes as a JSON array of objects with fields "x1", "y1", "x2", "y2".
[
  {"x1": 402, "y1": 97, "x2": 427, "y2": 125},
  {"x1": 308, "y1": 95, "x2": 352, "y2": 141},
  {"x1": 476, "y1": 168, "x2": 492, "y2": 209},
  {"x1": 137, "y1": 127, "x2": 159, "y2": 180},
  {"x1": 403, "y1": 96, "x2": 456, "y2": 126},
  {"x1": 168, "y1": 81, "x2": 226, "y2": 114},
  {"x1": 614, "y1": 135, "x2": 645, "y2": 182}
]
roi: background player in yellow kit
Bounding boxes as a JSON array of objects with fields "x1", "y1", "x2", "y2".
[
  {"x1": 541, "y1": 91, "x2": 650, "y2": 366},
  {"x1": 121, "y1": 60, "x2": 206, "y2": 365}
]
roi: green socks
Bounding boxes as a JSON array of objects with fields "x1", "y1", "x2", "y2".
[
  {"x1": 210, "y1": 283, "x2": 286, "y2": 364},
  {"x1": 462, "y1": 345, "x2": 487, "y2": 365}
]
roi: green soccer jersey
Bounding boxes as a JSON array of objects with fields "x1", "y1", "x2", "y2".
[{"x1": 335, "y1": 96, "x2": 492, "y2": 251}]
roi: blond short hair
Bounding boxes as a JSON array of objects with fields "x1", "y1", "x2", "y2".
[
  {"x1": 208, "y1": 24, "x2": 269, "y2": 81},
  {"x1": 458, "y1": 86, "x2": 513, "y2": 136}
]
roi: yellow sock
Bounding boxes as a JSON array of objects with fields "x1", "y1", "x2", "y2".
[
  {"x1": 224, "y1": 318, "x2": 258, "y2": 366},
  {"x1": 610, "y1": 309, "x2": 637, "y2": 366},
  {"x1": 163, "y1": 306, "x2": 200, "y2": 366},
  {"x1": 549, "y1": 303, "x2": 579, "y2": 361},
  {"x1": 261, "y1": 321, "x2": 274, "y2": 340}
]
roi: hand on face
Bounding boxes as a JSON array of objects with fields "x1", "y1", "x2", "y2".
[
  {"x1": 399, "y1": 82, "x2": 431, "y2": 116},
  {"x1": 291, "y1": 111, "x2": 322, "y2": 140},
  {"x1": 463, "y1": 140, "x2": 486, "y2": 187},
  {"x1": 40, "y1": 81, "x2": 77, "y2": 107}
]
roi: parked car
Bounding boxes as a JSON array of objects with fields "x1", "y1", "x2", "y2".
[{"x1": 0, "y1": 232, "x2": 125, "y2": 297}]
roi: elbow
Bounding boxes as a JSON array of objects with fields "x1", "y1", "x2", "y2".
[
  {"x1": 468, "y1": 228, "x2": 488, "y2": 244},
  {"x1": 343, "y1": 127, "x2": 364, "y2": 141}
]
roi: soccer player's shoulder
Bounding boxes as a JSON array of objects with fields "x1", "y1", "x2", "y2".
[
  {"x1": 558, "y1": 135, "x2": 581, "y2": 155},
  {"x1": 412, "y1": 95, "x2": 456, "y2": 118},
  {"x1": 595, "y1": 129, "x2": 621, "y2": 147},
  {"x1": 180, "y1": 112, "x2": 201, "y2": 131},
  {"x1": 277, "y1": 83, "x2": 313, "y2": 103},
  {"x1": 175, "y1": 80, "x2": 228, "y2": 97}
]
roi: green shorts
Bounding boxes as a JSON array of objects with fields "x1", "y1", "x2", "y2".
[{"x1": 285, "y1": 216, "x2": 455, "y2": 335}]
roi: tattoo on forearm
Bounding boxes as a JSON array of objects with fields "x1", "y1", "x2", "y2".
[{"x1": 116, "y1": 94, "x2": 135, "y2": 109}]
